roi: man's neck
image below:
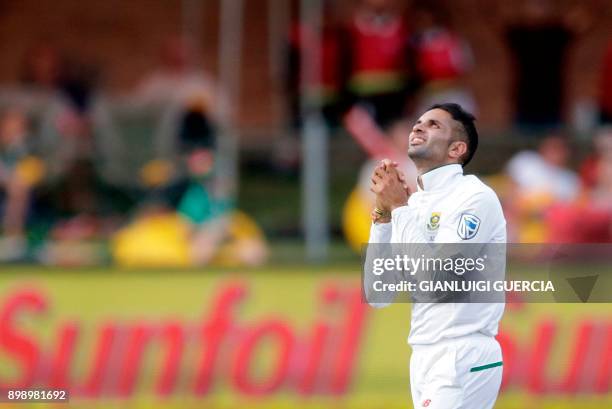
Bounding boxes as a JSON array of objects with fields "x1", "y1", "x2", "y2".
[
  {"x1": 414, "y1": 161, "x2": 460, "y2": 190},
  {"x1": 415, "y1": 161, "x2": 457, "y2": 177}
]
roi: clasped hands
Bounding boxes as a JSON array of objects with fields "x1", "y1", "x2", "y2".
[{"x1": 370, "y1": 159, "x2": 411, "y2": 223}]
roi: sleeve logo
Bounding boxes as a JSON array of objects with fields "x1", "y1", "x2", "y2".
[{"x1": 457, "y1": 213, "x2": 480, "y2": 240}]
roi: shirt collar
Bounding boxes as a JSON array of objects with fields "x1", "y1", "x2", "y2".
[{"x1": 417, "y1": 163, "x2": 463, "y2": 192}]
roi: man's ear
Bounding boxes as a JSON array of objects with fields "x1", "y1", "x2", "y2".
[{"x1": 448, "y1": 140, "x2": 468, "y2": 162}]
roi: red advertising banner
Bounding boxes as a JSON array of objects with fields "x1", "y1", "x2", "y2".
[{"x1": 0, "y1": 273, "x2": 611, "y2": 407}]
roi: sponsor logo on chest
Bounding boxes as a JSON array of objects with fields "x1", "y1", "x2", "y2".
[{"x1": 426, "y1": 211, "x2": 441, "y2": 241}]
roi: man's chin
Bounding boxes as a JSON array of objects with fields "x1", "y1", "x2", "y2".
[{"x1": 408, "y1": 148, "x2": 427, "y2": 160}]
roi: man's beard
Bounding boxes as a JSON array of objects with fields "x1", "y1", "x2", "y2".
[
  {"x1": 409, "y1": 146, "x2": 442, "y2": 172},
  {"x1": 408, "y1": 146, "x2": 431, "y2": 161}
]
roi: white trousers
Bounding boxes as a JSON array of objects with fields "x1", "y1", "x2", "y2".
[{"x1": 410, "y1": 334, "x2": 503, "y2": 409}]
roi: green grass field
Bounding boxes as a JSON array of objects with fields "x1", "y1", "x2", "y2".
[{"x1": 0, "y1": 263, "x2": 610, "y2": 409}]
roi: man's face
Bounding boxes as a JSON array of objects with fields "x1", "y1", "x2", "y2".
[
  {"x1": 0, "y1": 111, "x2": 27, "y2": 147},
  {"x1": 187, "y1": 148, "x2": 215, "y2": 177},
  {"x1": 408, "y1": 109, "x2": 458, "y2": 165},
  {"x1": 539, "y1": 136, "x2": 568, "y2": 167}
]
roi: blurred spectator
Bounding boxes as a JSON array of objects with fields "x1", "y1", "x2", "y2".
[
  {"x1": 122, "y1": 33, "x2": 267, "y2": 267},
  {"x1": 507, "y1": 134, "x2": 579, "y2": 201},
  {"x1": 37, "y1": 60, "x2": 124, "y2": 225},
  {"x1": 149, "y1": 107, "x2": 219, "y2": 208},
  {"x1": 345, "y1": 0, "x2": 414, "y2": 127},
  {"x1": 505, "y1": 134, "x2": 579, "y2": 241},
  {"x1": 113, "y1": 130, "x2": 268, "y2": 268},
  {"x1": 493, "y1": 0, "x2": 592, "y2": 131},
  {"x1": 20, "y1": 40, "x2": 99, "y2": 113},
  {"x1": 48, "y1": 58, "x2": 100, "y2": 167},
  {"x1": 0, "y1": 109, "x2": 44, "y2": 261},
  {"x1": 410, "y1": 3, "x2": 476, "y2": 115},
  {"x1": 177, "y1": 147, "x2": 268, "y2": 267},
  {"x1": 587, "y1": 148, "x2": 612, "y2": 210},
  {"x1": 61, "y1": 57, "x2": 100, "y2": 115},
  {"x1": 175, "y1": 137, "x2": 234, "y2": 265},
  {"x1": 547, "y1": 128, "x2": 612, "y2": 242},
  {"x1": 286, "y1": 0, "x2": 345, "y2": 129},
  {"x1": 0, "y1": 42, "x2": 109, "y2": 265},
  {"x1": 37, "y1": 150, "x2": 133, "y2": 265},
  {"x1": 127, "y1": 34, "x2": 223, "y2": 189},
  {"x1": 579, "y1": 127, "x2": 612, "y2": 190},
  {"x1": 599, "y1": 39, "x2": 612, "y2": 124},
  {"x1": 16, "y1": 40, "x2": 104, "y2": 193},
  {"x1": 130, "y1": 34, "x2": 218, "y2": 115},
  {"x1": 16, "y1": 42, "x2": 138, "y2": 265},
  {"x1": 0, "y1": 42, "x2": 61, "y2": 147}
]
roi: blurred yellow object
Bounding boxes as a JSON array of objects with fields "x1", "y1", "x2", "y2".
[
  {"x1": 15, "y1": 156, "x2": 45, "y2": 187},
  {"x1": 212, "y1": 211, "x2": 268, "y2": 267},
  {"x1": 482, "y1": 174, "x2": 511, "y2": 198},
  {"x1": 140, "y1": 159, "x2": 174, "y2": 187},
  {"x1": 112, "y1": 211, "x2": 267, "y2": 268},
  {"x1": 342, "y1": 188, "x2": 372, "y2": 253},
  {"x1": 483, "y1": 174, "x2": 555, "y2": 243},
  {"x1": 112, "y1": 213, "x2": 192, "y2": 268},
  {"x1": 516, "y1": 192, "x2": 555, "y2": 243}
]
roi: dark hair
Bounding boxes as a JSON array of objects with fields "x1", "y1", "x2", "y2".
[
  {"x1": 179, "y1": 109, "x2": 216, "y2": 154},
  {"x1": 428, "y1": 103, "x2": 478, "y2": 167}
]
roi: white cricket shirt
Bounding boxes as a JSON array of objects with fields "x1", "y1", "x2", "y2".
[{"x1": 368, "y1": 164, "x2": 507, "y2": 345}]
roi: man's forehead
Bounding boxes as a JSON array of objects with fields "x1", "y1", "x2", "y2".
[{"x1": 417, "y1": 109, "x2": 453, "y2": 123}]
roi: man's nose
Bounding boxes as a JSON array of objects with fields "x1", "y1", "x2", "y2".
[{"x1": 412, "y1": 124, "x2": 423, "y2": 133}]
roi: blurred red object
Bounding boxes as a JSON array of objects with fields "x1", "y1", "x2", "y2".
[{"x1": 546, "y1": 203, "x2": 612, "y2": 243}]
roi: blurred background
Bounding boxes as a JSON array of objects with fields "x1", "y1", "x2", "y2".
[{"x1": 0, "y1": 0, "x2": 611, "y2": 408}]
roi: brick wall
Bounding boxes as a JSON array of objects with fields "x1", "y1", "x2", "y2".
[{"x1": 0, "y1": 0, "x2": 610, "y2": 139}]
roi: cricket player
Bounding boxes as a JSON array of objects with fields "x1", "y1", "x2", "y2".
[{"x1": 367, "y1": 103, "x2": 506, "y2": 408}]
